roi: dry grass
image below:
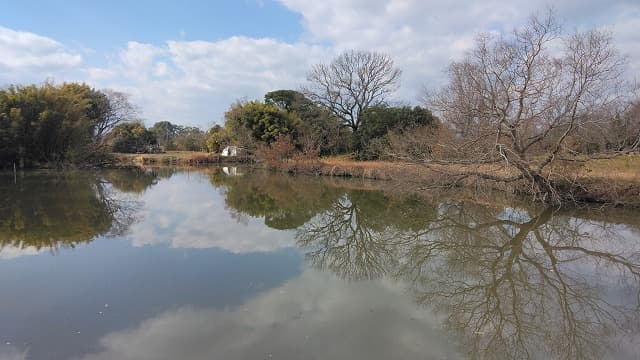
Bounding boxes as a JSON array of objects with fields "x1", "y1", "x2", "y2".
[
  {"x1": 287, "y1": 154, "x2": 640, "y2": 206},
  {"x1": 576, "y1": 156, "x2": 640, "y2": 182},
  {"x1": 320, "y1": 154, "x2": 640, "y2": 182}
]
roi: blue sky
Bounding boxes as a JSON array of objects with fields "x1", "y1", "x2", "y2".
[
  {"x1": 0, "y1": 1, "x2": 303, "y2": 49},
  {"x1": 1, "y1": 0, "x2": 638, "y2": 128}
]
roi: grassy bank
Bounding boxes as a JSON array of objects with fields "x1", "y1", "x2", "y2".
[{"x1": 263, "y1": 154, "x2": 640, "y2": 207}]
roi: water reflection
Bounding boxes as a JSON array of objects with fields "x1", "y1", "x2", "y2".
[
  {"x1": 0, "y1": 168, "x2": 639, "y2": 359},
  {"x1": 213, "y1": 171, "x2": 343, "y2": 230},
  {"x1": 0, "y1": 170, "x2": 149, "y2": 258},
  {"x1": 71, "y1": 269, "x2": 458, "y2": 360},
  {"x1": 311, "y1": 204, "x2": 640, "y2": 358},
  {"x1": 216, "y1": 173, "x2": 640, "y2": 359},
  {"x1": 101, "y1": 167, "x2": 175, "y2": 194}
]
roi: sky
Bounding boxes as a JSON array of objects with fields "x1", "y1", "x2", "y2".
[{"x1": 0, "y1": 0, "x2": 638, "y2": 128}]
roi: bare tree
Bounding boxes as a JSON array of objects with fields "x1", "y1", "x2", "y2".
[
  {"x1": 94, "y1": 89, "x2": 138, "y2": 141},
  {"x1": 606, "y1": 99, "x2": 640, "y2": 151},
  {"x1": 421, "y1": 11, "x2": 628, "y2": 203},
  {"x1": 303, "y1": 50, "x2": 401, "y2": 132}
]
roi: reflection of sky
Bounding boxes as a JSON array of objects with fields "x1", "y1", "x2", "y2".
[
  {"x1": 71, "y1": 269, "x2": 461, "y2": 360},
  {"x1": 0, "y1": 245, "x2": 44, "y2": 260},
  {"x1": 126, "y1": 172, "x2": 297, "y2": 253},
  {"x1": 0, "y1": 234, "x2": 303, "y2": 360},
  {"x1": 1, "y1": 170, "x2": 640, "y2": 360}
]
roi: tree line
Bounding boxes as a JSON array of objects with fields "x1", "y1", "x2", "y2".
[
  {"x1": 206, "y1": 88, "x2": 438, "y2": 161},
  {"x1": 0, "y1": 82, "x2": 211, "y2": 167},
  {"x1": 0, "y1": 82, "x2": 136, "y2": 168},
  {"x1": 1, "y1": 9, "x2": 638, "y2": 203},
  {"x1": 108, "y1": 121, "x2": 208, "y2": 153}
]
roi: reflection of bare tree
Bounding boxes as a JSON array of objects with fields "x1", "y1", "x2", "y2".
[
  {"x1": 404, "y1": 204, "x2": 640, "y2": 360},
  {"x1": 94, "y1": 177, "x2": 142, "y2": 237},
  {"x1": 297, "y1": 194, "x2": 640, "y2": 359},
  {"x1": 297, "y1": 190, "x2": 439, "y2": 281},
  {"x1": 298, "y1": 195, "x2": 402, "y2": 280}
]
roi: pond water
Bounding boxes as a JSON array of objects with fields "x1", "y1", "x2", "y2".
[{"x1": 1, "y1": 168, "x2": 639, "y2": 360}]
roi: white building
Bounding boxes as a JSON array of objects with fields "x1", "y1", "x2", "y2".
[{"x1": 221, "y1": 146, "x2": 239, "y2": 157}]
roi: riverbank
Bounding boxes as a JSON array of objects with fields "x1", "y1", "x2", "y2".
[
  {"x1": 261, "y1": 154, "x2": 640, "y2": 207},
  {"x1": 112, "y1": 151, "x2": 640, "y2": 207}
]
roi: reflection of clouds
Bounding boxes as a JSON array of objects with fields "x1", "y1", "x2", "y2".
[
  {"x1": 75, "y1": 269, "x2": 461, "y2": 360},
  {"x1": 127, "y1": 174, "x2": 296, "y2": 253},
  {"x1": 0, "y1": 345, "x2": 27, "y2": 360},
  {"x1": 0, "y1": 245, "x2": 45, "y2": 260},
  {"x1": 534, "y1": 219, "x2": 640, "y2": 289}
]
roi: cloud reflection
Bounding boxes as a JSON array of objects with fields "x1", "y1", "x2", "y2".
[
  {"x1": 126, "y1": 174, "x2": 296, "y2": 254},
  {"x1": 75, "y1": 269, "x2": 460, "y2": 360}
]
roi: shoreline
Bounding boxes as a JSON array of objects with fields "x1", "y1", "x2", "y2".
[
  {"x1": 254, "y1": 156, "x2": 640, "y2": 208},
  {"x1": 7, "y1": 151, "x2": 640, "y2": 208}
]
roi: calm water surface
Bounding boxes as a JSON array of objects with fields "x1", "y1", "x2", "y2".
[{"x1": 1, "y1": 168, "x2": 639, "y2": 360}]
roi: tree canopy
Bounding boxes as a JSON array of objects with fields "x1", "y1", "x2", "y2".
[{"x1": 352, "y1": 105, "x2": 439, "y2": 159}]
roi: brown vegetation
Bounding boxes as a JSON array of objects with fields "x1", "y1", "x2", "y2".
[
  {"x1": 262, "y1": 154, "x2": 640, "y2": 206},
  {"x1": 409, "y1": 12, "x2": 635, "y2": 204}
]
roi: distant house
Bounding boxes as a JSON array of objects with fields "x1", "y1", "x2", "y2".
[{"x1": 221, "y1": 146, "x2": 239, "y2": 157}]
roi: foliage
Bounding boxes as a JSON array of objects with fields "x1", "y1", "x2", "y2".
[
  {"x1": 0, "y1": 83, "x2": 94, "y2": 167},
  {"x1": 352, "y1": 105, "x2": 439, "y2": 159},
  {"x1": 267, "y1": 89, "x2": 348, "y2": 155},
  {"x1": 264, "y1": 90, "x2": 304, "y2": 111},
  {"x1": 108, "y1": 122, "x2": 157, "y2": 153},
  {"x1": 0, "y1": 82, "x2": 137, "y2": 168},
  {"x1": 152, "y1": 122, "x2": 205, "y2": 151},
  {"x1": 206, "y1": 125, "x2": 232, "y2": 153},
  {"x1": 151, "y1": 121, "x2": 207, "y2": 151},
  {"x1": 172, "y1": 126, "x2": 207, "y2": 151},
  {"x1": 150, "y1": 121, "x2": 182, "y2": 149},
  {"x1": 224, "y1": 100, "x2": 300, "y2": 144}
]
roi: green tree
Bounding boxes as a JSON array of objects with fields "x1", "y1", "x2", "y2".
[
  {"x1": 150, "y1": 121, "x2": 182, "y2": 149},
  {"x1": 224, "y1": 101, "x2": 300, "y2": 144},
  {"x1": 265, "y1": 90, "x2": 348, "y2": 155},
  {"x1": 108, "y1": 122, "x2": 157, "y2": 153},
  {"x1": 264, "y1": 90, "x2": 304, "y2": 111},
  {"x1": 352, "y1": 105, "x2": 438, "y2": 159},
  {"x1": 173, "y1": 126, "x2": 207, "y2": 151},
  {"x1": 206, "y1": 125, "x2": 232, "y2": 153},
  {"x1": 0, "y1": 82, "x2": 108, "y2": 168}
]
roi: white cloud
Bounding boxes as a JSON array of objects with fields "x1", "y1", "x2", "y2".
[
  {"x1": 74, "y1": 269, "x2": 459, "y2": 360},
  {"x1": 87, "y1": 36, "x2": 329, "y2": 127},
  {"x1": 2, "y1": 1, "x2": 638, "y2": 127},
  {"x1": 279, "y1": 0, "x2": 640, "y2": 102},
  {"x1": 0, "y1": 345, "x2": 28, "y2": 360},
  {"x1": 126, "y1": 173, "x2": 297, "y2": 253},
  {"x1": 0, "y1": 26, "x2": 81, "y2": 83},
  {"x1": 0, "y1": 245, "x2": 46, "y2": 260}
]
